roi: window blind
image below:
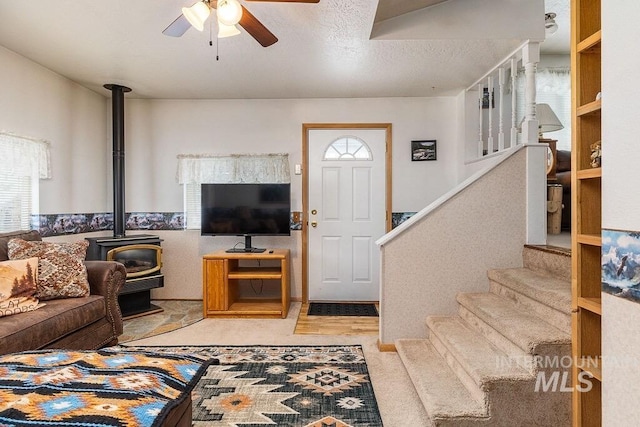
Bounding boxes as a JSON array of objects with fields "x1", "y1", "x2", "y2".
[{"x1": 0, "y1": 132, "x2": 51, "y2": 232}]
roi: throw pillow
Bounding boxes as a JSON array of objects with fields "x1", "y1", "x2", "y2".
[
  {"x1": 0, "y1": 257, "x2": 43, "y2": 317},
  {"x1": 0, "y1": 296, "x2": 42, "y2": 317},
  {"x1": 7, "y1": 239, "x2": 90, "y2": 300}
]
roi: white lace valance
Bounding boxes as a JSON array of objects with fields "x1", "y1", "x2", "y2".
[
  {"x1": 176, "y1": 153, "x2": 290, "y2": 184},
  {"x1": 0, "y1": 132, "x2": 51, "y2": 179}
]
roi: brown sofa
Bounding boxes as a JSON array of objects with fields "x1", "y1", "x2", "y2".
[{"x1": 0, "y1": 230, "x2": 126, "y2": 355}]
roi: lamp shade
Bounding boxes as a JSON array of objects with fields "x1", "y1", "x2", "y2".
[
  {"x1": 217, "y1": 0, "x2": 243, "y2": 26},
  {"x1": 218, "y1": 21, "x2": 241, "y2": 38},
  {"x1": 182, "y1": 1, "x2": 211, "y2": 32},
  {"x1": 537, "y1": 103, "x2": 564, "y2": 133}
]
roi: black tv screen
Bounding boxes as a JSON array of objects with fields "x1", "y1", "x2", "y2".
[{"x1": 201, "y1": 183, "x2": 291, "y2": 238}]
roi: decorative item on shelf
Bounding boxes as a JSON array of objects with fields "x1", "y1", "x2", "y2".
[
  {"x1": 596, "y1": 91, "x2": 602, "y2": 101},
  {"x1": 411, "y1": 140, "x2": 437, "y2": 161},
  {"x1": 546, "y1": 183, "x2": 563, "y2": 234},
  {"x1": 590, "y1": 140, "x2": 602, "y2": 168}
]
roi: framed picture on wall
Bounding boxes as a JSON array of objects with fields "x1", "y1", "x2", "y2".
[
  {"x1": 411, "y1": 140, "x2": 437, "y2": 161},
  {"x1": 481, "y1": 88, "x2": 495, "y2": 109}
]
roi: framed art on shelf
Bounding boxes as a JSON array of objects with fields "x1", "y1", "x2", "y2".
[{"x1": 411, "y1": 140, "x2": 437, "y2": 161}]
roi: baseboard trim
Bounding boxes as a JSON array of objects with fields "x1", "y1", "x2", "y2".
[{"x1": 378, "y1": 340, "x2": 396, "y2": 352}]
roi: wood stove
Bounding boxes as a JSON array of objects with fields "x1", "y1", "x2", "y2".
[
  {"x1": 86, "y1": 234, "x2": 164, "y2": 318},
  {"x1": 86, "y1": 83, "x2": 165, "y2": 319}
]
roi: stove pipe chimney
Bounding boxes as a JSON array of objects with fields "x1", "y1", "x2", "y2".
[{"x1": 104, "y1": 84, "x2": 131, "y2": 238}]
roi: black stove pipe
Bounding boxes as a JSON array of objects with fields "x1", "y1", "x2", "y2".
[{"x1": 104, "y1": 84, "x2": 131, "y2": 238}]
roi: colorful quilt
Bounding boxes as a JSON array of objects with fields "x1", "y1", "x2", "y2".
[{"x1": 0, "y1": 349, "x2": 215, "y2": 427}]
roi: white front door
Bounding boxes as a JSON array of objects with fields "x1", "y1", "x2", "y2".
[{"x1": 307, "y1": 128, "x2": 387, "y2": 301}]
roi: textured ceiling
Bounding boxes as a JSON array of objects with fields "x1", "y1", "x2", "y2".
[
  {"x1": 0, "y1": 0, "x2": 568, "y2": 100},
  {"x1": 374, "y1": 0, "x2": 448, "y2": 22}
]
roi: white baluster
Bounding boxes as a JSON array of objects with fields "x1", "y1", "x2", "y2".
[
  {"x1": 521, "y1": 42, "x2": 540, "y2": 145},
  {"x1": 498, "y1": 67, "x2": 505, "y2": 151},
  {"x1": 478, "y1": 83, "x2": 484, "y2": 157},
  {"x1": 487, "y1": 76, "x2": 494, "y2": 154},
  {"x1": 510, "y1": 58, "x2": 518, "y2": 146}
]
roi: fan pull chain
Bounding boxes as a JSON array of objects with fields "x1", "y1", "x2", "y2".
[{"x1": 209, "y1": 18, "x2": 219, "y2": 61}]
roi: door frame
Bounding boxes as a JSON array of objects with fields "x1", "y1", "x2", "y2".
[{"x1": 301, "y1": 123, "x2": 393, "y2": 303}]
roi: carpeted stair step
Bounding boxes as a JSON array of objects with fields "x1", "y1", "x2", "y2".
[
  {"x1": 396, "y1": 339, "x2": 489, "y2": 425},
  {"x1": 488, "y1": 267, "x2": 571, "y2": 331},
  {"x1": 457, "y1": 293, "x2": 570, "y2": 370},
  {"x1": 522, "y1": 245, "x2": 571, "y2": 281},
  {"x1": 427, "y1": 316, "x2": 532, "y2": 404}
]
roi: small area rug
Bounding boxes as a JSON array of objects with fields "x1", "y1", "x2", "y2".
[
  {"x1": 122, "y1": 344, "x2": 383, "y2": 427},
  {"x1": 120, "y1": 300, "x2": 203, "y2": 343},
  {"x1": 308, "y1": 303, "x2": 379, "y2": 317}
]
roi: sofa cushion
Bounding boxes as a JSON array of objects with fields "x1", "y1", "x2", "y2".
[
  {"x1": 0, "y1": 295, "x2": 106, "y2": 354},
  {"x1": 0, "y1": 230, "x2": 41, "y2": 262},
  {"x1": 8, "y1": 239, "x2": 90, "y2": 300}
]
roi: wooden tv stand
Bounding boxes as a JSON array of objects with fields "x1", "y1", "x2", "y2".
[{"x1": 202, "y1": 249, "x2": 290, "y2": 318}]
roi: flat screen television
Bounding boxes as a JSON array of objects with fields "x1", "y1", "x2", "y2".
[{"x1": 201, "y1": 183, "x2": 291, "y2": 253}]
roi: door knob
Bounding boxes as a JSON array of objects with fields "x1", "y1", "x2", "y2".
[{"x1": 311, "y1": 221, "x2": 318, "y2": 228}]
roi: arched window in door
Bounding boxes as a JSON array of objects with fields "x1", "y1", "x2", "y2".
[{"x1": 323, "y1": 136, "x2": 372, "y2": 160}]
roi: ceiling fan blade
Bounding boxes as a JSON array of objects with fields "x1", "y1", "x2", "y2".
[
  {"x1": 238, "y1": 6, "x2": 278, "y2": 47},
  {"x1": 162, "y1": 14, "x2": 191, "y2": 37}
]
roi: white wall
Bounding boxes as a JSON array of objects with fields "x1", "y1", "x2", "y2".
[
  {"x1": 122, "y1": 96, "x2": 458, "y2": 299},
  {"x1": 123, "y1": 97, "x2": 458, "y2": 214},
  {"x1": 601, "y1": 2, "x2": 640, "y2": 425},
  {"x1": 379, "y1": 148, "x2": 528, "y2": 344},
  {"x1": 538, "y1": 54, "x2": 570, "y2": 69},
  {"x1": 0, "y1": 46, "x2": 108, "y2": 214},
  {"x1": 0, "y1": 44, "x2": 462, "y2": 300}
]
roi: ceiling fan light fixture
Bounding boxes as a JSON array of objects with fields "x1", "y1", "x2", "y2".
[
  {"x1": 217, "y1": 0, "x2": 243, "y2": 26},
  {"x1": 545, "y1": 12, "x2": 558, "y2": 35},
  {"x1": 218, "y1": 21, "x2": 241, "y2": 38},
  {"x1": 182, "y1": 1, "x2": 211, "y2": 32}
]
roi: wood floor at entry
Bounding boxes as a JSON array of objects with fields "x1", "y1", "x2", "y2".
[{"x1": 294, "y1": 302, "x2": 379, "y2": 335}]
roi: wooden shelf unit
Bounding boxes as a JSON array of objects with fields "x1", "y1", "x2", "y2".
[
  {"x1": 571, "y1": 0, "x2": 602, "y2": 425},
  {"x1": 202, "y1": 249, "x2": 290, "y2": 318}
]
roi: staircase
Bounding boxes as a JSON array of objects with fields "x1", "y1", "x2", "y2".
[{"x1": 396, "y1": 245, "x2": 572, "y2": 426}]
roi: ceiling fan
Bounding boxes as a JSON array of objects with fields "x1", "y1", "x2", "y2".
[{"x1": 163, "y1": 0, "x2": 320, "y2": 47}]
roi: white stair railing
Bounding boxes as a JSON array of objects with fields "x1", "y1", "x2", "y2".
[{"x1": 469, "y1": 41, "x2": 540, "y2": 159}]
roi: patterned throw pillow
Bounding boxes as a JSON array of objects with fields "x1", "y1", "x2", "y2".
[
  {"x1": 7, "y1": 239, "x2": 90, "y2": 300},
  {"x1": 0, "y1": 257, "x2": 43, "y2": 317}
]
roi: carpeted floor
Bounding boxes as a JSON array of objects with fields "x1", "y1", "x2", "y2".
[
  {"x1": 119, "y1": 300, "x2": 203, "y2": 343},
  {"x1": 120, "y1": 344, "x2": 383, "y2": 427}
]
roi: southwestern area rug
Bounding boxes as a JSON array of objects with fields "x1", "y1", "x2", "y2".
[{"x1": 122, "y1": 344, "x2": 384, "y2": 427}]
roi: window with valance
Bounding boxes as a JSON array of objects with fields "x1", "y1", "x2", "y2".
[{"x1": 176, "y1": 153, "x2": 290, "y2": 229}]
